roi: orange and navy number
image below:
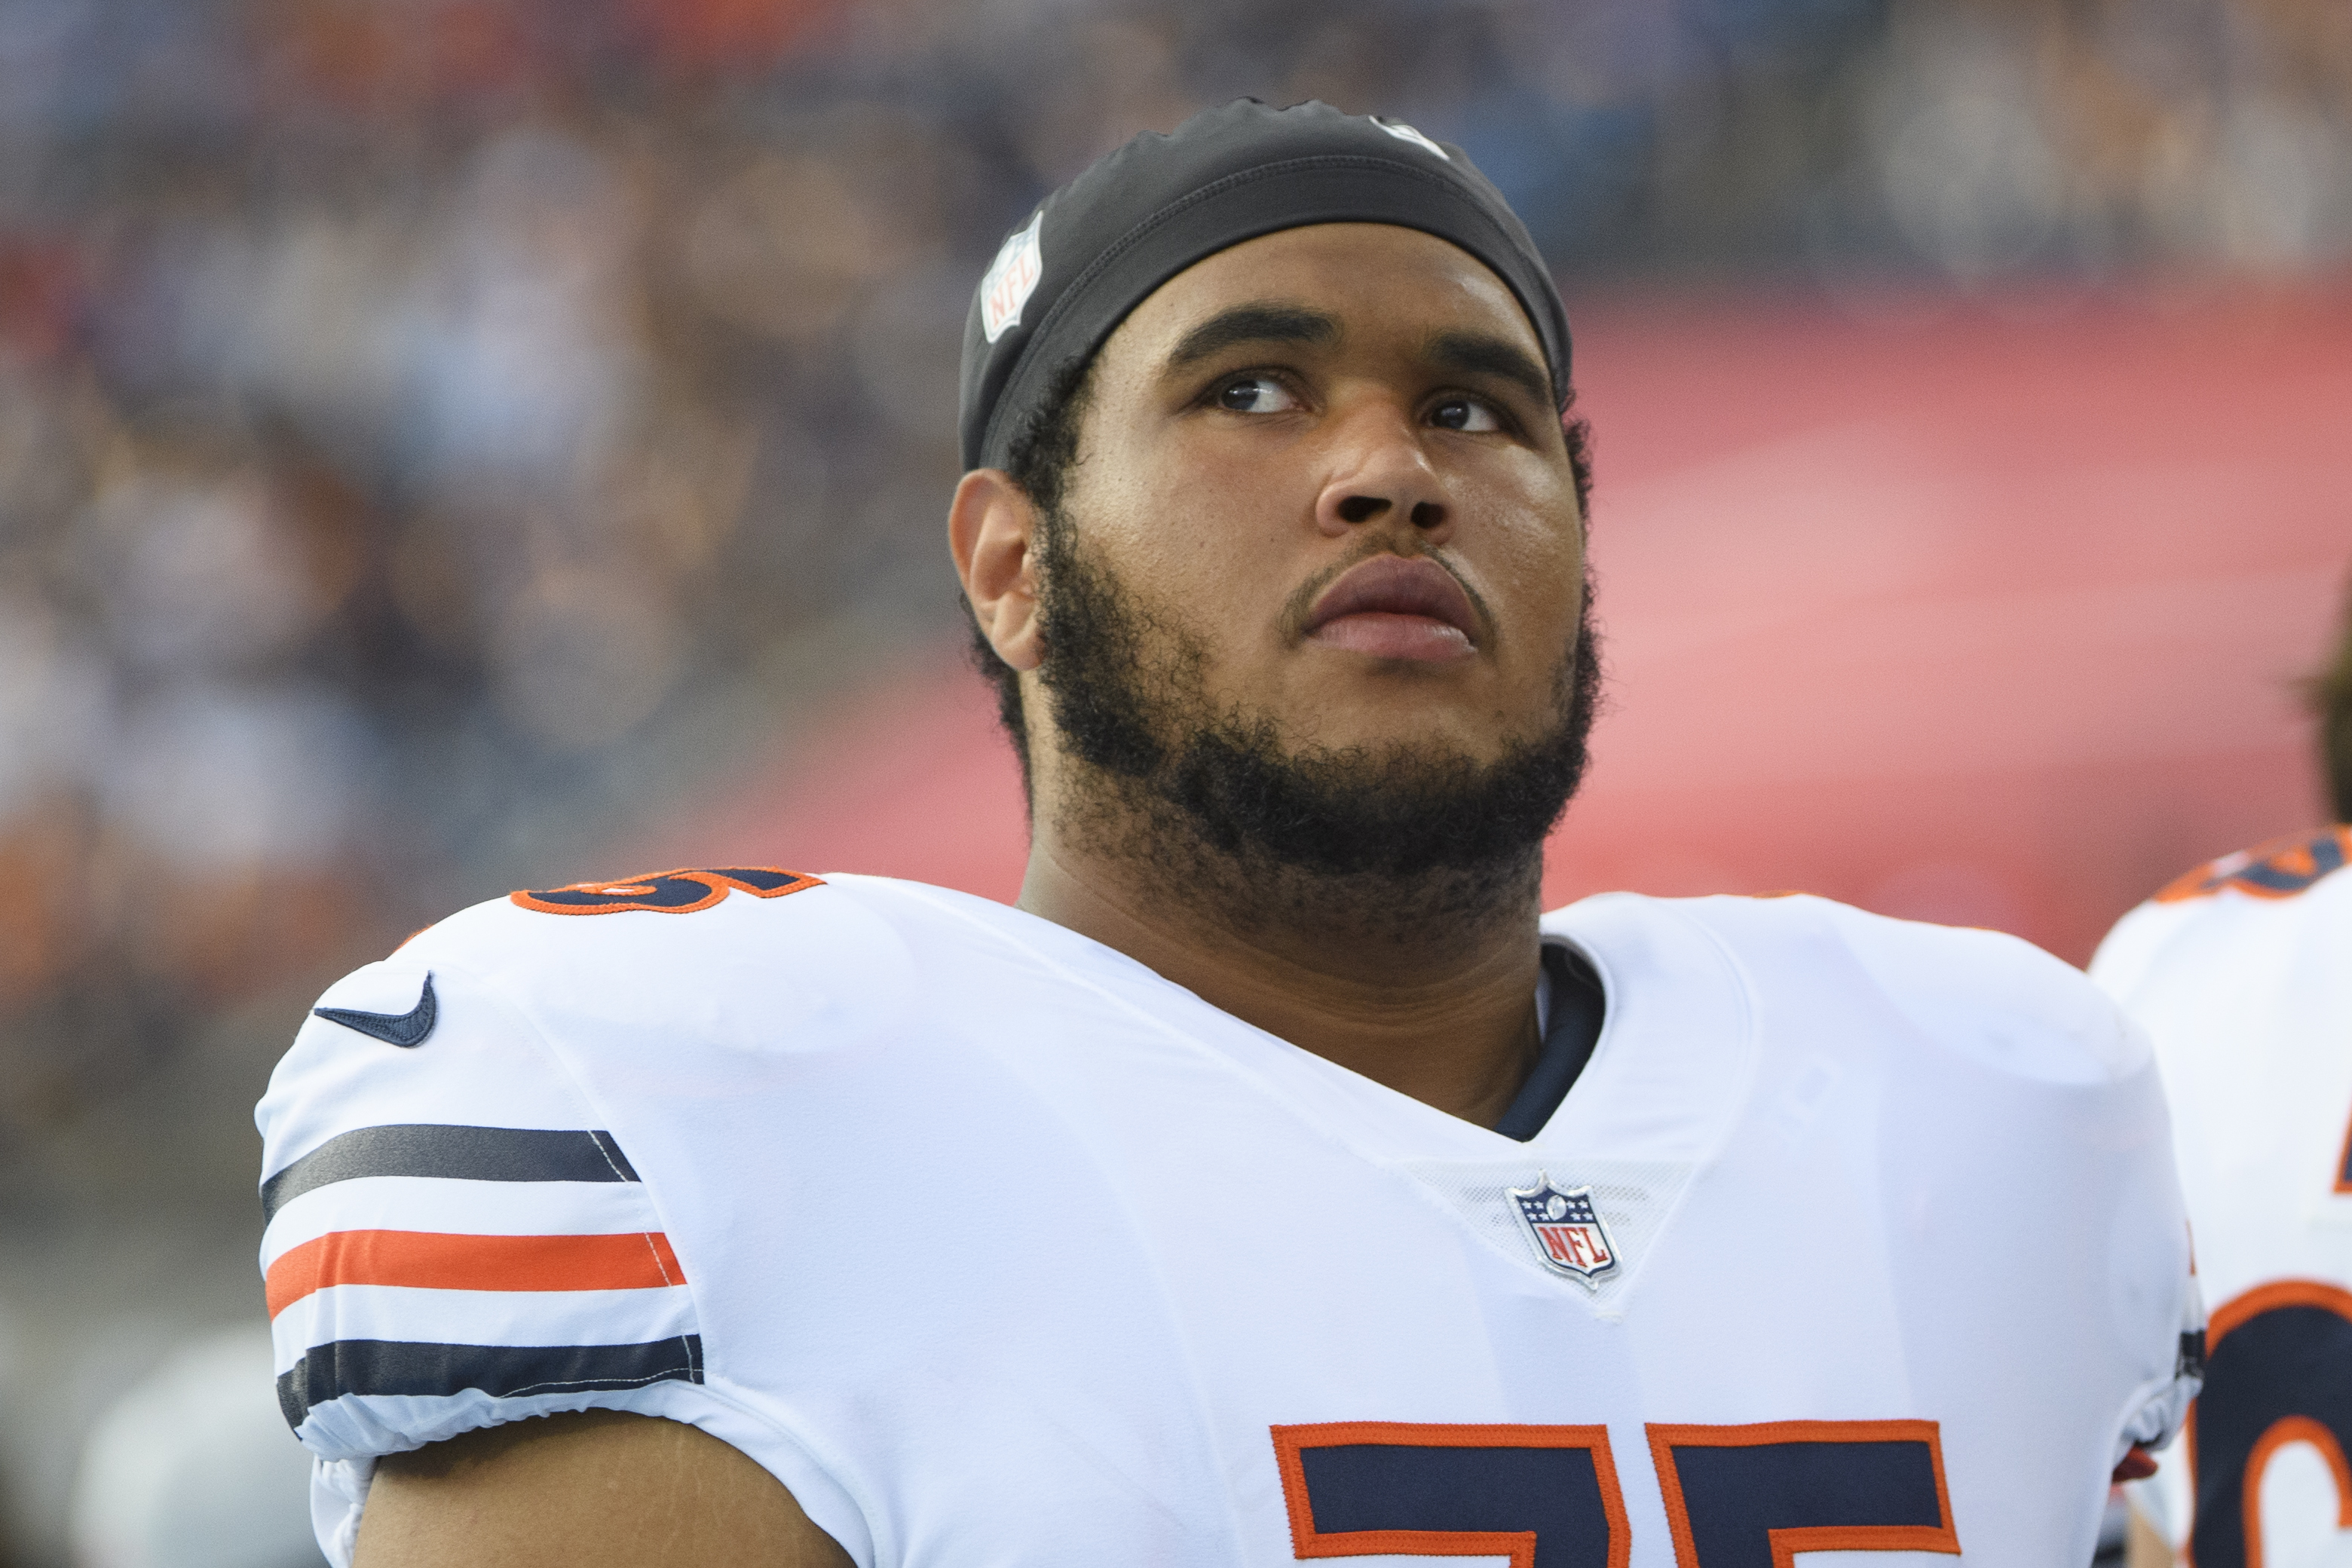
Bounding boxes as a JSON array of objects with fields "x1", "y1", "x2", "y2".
[
  {"x1": 1273, "y1": 1423, "x2": 1630, "y2": 1568},
  {"x1": 511, "y1": 866, "x2": 821, "y2": 915},
  {"x1": 2190, "y1": 1282, "x2": 2352, "y2": 1568},
  {"x1": 1272, "y1": 1419, "x2": 1958, "y2": 1567},
  {"x1": 2156, "y1": 828, "x2": 2352, "y2": 904},
  {"x1": 1647, "y1": 1422, "x2": 1958, "y2": 1568}
]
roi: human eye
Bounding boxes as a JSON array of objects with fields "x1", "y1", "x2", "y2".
[
  {"x1": 1214, "y1": 375, "x2": 1302, "y2": 415},
  {"x1": 1429, "y1": 395, "x2": 1508, "y2": 433}
]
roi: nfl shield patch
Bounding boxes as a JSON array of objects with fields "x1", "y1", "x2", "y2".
[
  {"x1": 1510, "y1": 1174, "x2": 1620, "y2": 1286},
  {"x1": 979, "y1": 213, "x2": 1044, "y2": 343}
]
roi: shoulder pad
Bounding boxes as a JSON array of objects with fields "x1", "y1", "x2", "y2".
[{"x1": 1680, "y1": 891, "x2": 2147, "y2": 1087}]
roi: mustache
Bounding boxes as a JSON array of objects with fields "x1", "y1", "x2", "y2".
[{"x1": 1276, "y1": 541, "x2": 1497, "y2": 645}]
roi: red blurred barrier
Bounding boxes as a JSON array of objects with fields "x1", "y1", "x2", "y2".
[{"x1": 660, "y1": 283, "x2": 2352, "y2": 965}]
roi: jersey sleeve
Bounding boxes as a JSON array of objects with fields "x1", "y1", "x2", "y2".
[{"x1": 255, "y1": 931, "x2": 716, "y2": 1563}]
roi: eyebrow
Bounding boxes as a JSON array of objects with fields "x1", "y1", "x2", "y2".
[
  {"x1": 1164, "y1": 303, "x2": 1342, "y2": 372},
  {"x1": 1426, "y1": 330, "x2": 1555, "y2": 411}
]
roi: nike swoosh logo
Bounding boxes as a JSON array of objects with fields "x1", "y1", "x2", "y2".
[{"x1": 314, "y1": 973, "x2": 438, "y2": 1048}]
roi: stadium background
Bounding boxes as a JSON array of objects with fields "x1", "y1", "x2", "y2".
[{"x1": 0, "y1": 0, "x2": 2347, "y2": 1560}]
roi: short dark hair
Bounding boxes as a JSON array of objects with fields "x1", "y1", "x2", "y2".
[
  {"x1": 963, "y1": 358, "x2": 1598, "y2": 799},
  {"x1": 2313, "y1": 576, "x2": 2352, "y2": 824}
]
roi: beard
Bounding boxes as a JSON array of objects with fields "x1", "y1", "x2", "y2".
[{"x1": 1031, "y1": 510, "x2": 1602, "y2": 942}]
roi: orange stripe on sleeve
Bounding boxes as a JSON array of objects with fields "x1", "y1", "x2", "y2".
[{"x1": 266, "y1": 1230, "x2": 688, "y2": 1318}]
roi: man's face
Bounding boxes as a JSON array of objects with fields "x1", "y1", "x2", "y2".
[{"x1": 1045, "y1": 222, "x2": 1588, "y2": 777}]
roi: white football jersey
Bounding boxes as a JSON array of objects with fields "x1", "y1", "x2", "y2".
[
  {"x1": 259, "y1": 871, "x2": 2199, "y2": 1567},
  {"x1": 2093, "y1": 826, "x2": 2352, "y2": 1568}
]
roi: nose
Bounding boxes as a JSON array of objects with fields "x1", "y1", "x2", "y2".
[{"x1": 1312, "y1": 405, "x2": 1453, "y2": 543}]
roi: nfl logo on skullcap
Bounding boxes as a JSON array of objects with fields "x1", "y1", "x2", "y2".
[
  {"x1": 1510, "y1": 1174, "x2": 1620, "y2": 1287},
  {"x1": 979, "y1": 212, "x2": 1043, "y2": 343}
]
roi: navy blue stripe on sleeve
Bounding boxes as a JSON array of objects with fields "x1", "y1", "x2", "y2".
[
  {"x1": 277, "y1": 1336, "x2": 704, "y2": 1430},
  {"x1": 262, "y1": 1125, "x2": 641, "y2": 1222}
]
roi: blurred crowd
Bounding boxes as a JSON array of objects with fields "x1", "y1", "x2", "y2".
[{"x1": 2, "y1": 0, "x2": 2350, "y2": 1198}]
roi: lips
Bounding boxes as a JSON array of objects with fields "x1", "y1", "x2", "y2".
[{"x1": 1302, "y1": 554, "x2": 1481, "y2": 663}]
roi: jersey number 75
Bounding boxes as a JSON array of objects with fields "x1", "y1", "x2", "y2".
[{"x1": 1272, "y1": 1419, "x2": 1959, "y2": 1566}]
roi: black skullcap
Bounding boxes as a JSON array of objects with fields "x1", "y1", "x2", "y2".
[{"x1": 958, "y1": 98, "x2": 1570, "y2": 473}]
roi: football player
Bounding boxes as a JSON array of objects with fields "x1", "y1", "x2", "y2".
[
  {"x1": 2094, "y1": 581, "x2": 2352, "y2": 1568},
  {"x1": 259, "y1": 101, "x2": 2201, "y2": 1567}
]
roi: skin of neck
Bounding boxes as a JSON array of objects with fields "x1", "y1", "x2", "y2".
[{"x1": 1015, "y1": 741, "x2": 1547, "y2": 1129}]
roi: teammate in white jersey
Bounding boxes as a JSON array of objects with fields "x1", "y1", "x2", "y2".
[
  {"x1": 2093, "y1": 590, "x2": 2352, "y2": 1568},
  {"x1": 259, "y1": 100, "x2": 2201, "y2": 1566}
]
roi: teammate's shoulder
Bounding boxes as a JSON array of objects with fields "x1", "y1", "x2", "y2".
[
  {"x1": 2092, "y1": 825, "x2": 2352, "y2": 994},
  {"x1": 1563, "y1": 889, "x2": 2143, "y2": 1086},
  {"x1": 2143, "y1": 824, "x2": 2352, "y2": 910}
]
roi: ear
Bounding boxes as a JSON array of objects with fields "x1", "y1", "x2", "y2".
[{"x1": 949, "y1": 468, "x2": 1045, "y2": 673}]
